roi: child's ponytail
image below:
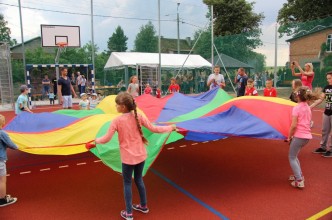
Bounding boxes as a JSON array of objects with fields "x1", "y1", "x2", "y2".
[{"x1": 133, "y1": 101, "x2": 148, "y2": 145}]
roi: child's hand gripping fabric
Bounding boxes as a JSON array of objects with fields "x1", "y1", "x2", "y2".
[{"x1": 85, "y1": 141, "x2": 96, "y2": 150}]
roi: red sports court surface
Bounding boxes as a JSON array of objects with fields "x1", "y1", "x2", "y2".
[{"x1": 0, "y1": 106, "x2": 331, "y2": 220}]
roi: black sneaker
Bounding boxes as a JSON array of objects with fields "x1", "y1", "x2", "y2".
[
  {"x1": 322, "y1": 151, "x2": 332, "y2": 158},
  {"x1": 0, "y1": 195, "x2": 17, "y2": 207},
  {"x1": 312, "y1": 147, "x2": 327, "y2": 154},
  {"x1": 132, "y1": 204, "x2": 149, "y2": 213}
]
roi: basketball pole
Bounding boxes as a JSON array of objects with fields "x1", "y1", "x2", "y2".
[{"x1": 55, "y1": 46, "x2": 62, "y2": 105}]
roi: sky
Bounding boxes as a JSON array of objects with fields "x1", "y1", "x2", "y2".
[{"x1": 1, "y1": 0, "x2": 289, "y2": 66}]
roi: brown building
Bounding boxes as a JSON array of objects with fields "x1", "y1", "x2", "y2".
[
  {"x1": 160, "y1": 37, "x2": 192, "y2": 54},
  {"x1": 286, "y1": 25, "x2": 332, "y2": 68},
  {"x1": 10, "y1": 36, "x2": 55, "y2": 60}
]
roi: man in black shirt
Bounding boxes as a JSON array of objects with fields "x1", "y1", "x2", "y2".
[
  {"x1": 234, "y1": 67, "x2": 248, "y2": 97},
  {"x1": 57, "y1": 67, "x2": 77, "y2": 109}
]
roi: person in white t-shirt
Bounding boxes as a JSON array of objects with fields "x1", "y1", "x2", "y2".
[{"x1": 207, "y1": 65, "x2": 226, "y2": 90}]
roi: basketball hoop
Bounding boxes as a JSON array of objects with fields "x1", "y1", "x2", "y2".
[
  {"x1": 56, "y1": 42, "x2": 68, "y2": 54},
  {"x1": 56, "y1": 42, "x2": 68, "y2": 48},
  {"x1": 55, "y1": 42, "x2": 68, "y2": 63}
]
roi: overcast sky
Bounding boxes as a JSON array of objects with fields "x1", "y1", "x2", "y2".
[{"x1": 1, "y1": 0, "x2": 289, "y2": 66}]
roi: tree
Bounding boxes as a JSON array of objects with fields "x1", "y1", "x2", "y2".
[
  {"x1": 134, "y1": 21, "x2": 157, "y2": 52},
  {"x1": 203, "y1": 0, "x2": 264, "y2": 36},
  {"x1": 0, "y1": 14, "x2": 17, "y2": 46},
  {"x1": 106, "y1": 26, "x2": 128, "y2": 54},
  {"x1": 193, "y1": 0, "x2": 264, "y2": 67},
  {"x1": 277, "y1": 0, "x2": 332, "y2": 37}
]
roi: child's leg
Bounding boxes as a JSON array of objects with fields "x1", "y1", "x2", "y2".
[
  {"x1": 122, "y1": 163, "x2": 134, "y2": 214},
  {"x1": 0, "y1": 176, "x2": 6, "y2": 198},
  {"x1": 320, "y1": 114, "x2": 332, "y2": 150},
  {"x1": 0, "y1": 161, "x2": 7, "y2": 198},
  {"x1": 134, "y1": 161, "x2": 147, "y2": 207},
  {"x1": 288, "y1": 137, "x2": 309, "y2": 180}
]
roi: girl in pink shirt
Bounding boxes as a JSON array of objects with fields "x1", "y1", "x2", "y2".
[
  {"x1": 87, "y1": 92, "x2": 175, "y2": 220},
  {"x1": 286, "y1": 86, "x2": 318, "y2": 189}
]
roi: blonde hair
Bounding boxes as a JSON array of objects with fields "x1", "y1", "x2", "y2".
[
  {"x1": 115, "y1": 92, "x2": 148, "y2": 145},
  {"x1": 305, "y1": 63, "x2": 314, "y2": 72},
  {"x1": 0, "y1": 114, "x2": 5, "y2": 128},
  {"x1": 129, "y1": 76, "x2": 137, "y2": 83}
]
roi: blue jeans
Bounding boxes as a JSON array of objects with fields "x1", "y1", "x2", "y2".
[
  {"x1": 42, "y1": 85, "x2": 50, "y2": 99},
  {"x1": 122, "y1": 161, "x2": 147, "y2": 214}
]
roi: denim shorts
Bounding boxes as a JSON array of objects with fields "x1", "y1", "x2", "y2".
[{"x1": 0, "y1": 161, "x2": 6, "y2": 177}]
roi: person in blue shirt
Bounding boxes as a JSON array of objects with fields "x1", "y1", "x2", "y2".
[
  {"x1": 15, "y1": 85, "x2": 33, "y2": 115},
  {"x1": 0, "y1": 114, "x2": 19, "y2": 207}
]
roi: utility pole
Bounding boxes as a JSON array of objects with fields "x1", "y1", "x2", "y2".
[
  {"x1": 18, "y1": 0, "x2": 26, "y2": 83},
  {"x1": 158, "y1": 0, "x2": 161, "y2": 87},
  {"x1": 177, "y1": 2, "x2": 180, "y2": 54},
  {"x1": 274, "y1": 22, "x2": 278, "y2": 88},
  {"x1": 211, "y1": 5, "x2": 214, "y2": 73}
]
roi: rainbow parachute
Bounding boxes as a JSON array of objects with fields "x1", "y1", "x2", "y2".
[{"x1": 4, "y1": 88, "x2": 295, "y2": 175}]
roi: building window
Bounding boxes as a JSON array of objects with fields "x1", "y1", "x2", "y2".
[{"x1": 327, "y1": 34, "x2": 332, "y2": 52}]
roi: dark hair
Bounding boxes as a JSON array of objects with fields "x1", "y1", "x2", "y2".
[
  {"x1": 60, "y1": 67, "x2": 67, "y2": 72},
  {"x1": 296, "y1": 86, "x2": 320, "y2": 102},
  {"x1": 214, "y1": 65, "x2": 220, "y2": 69},
  {"x1": 326, "y1": 71, "x2": 332, "y2": 76},
  {"x1": 115, "y1": 92, "x2": 148, "y2": 145}
]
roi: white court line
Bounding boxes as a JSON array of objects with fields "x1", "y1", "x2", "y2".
[
  {"x1": 77, "y1": 162, "x2": 86, "y2": 166},
  {"x1": 213, "y1": 139, "x2": 219, "y2": 141},
  {"x1": 167, "y1": 147, "x2": 175, "y2": 150},
  {"x1": 202, "y1": 141, "x2": 209, "y2": 143},
  {"x1": 40, "y1": 168, "x2": 50, "y2": 171},
  {"x1": 191, "y1": 143, "x2": 198, "y2": 145},
  {"x1": 59, "y1": 165, "x2": 69, "y2": 168},
  {"x1": 179, "y1": 145, "x2": 187, "y2": 148},
  {"x1": 20, "y1": 171, "x2": 31, "y2": 175},
  {"x1": 94, "y1": 160, "x2": 102, "y2": 163}
]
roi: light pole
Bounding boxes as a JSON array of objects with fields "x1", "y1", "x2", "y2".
[
  {"x1": 177, "y1": 2, "x2": 180, "y2": 54},
  {"x1": 274, "y1": 22, "x2": 278, "y2": 88}
]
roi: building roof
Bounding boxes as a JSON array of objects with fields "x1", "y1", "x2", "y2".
[
  {"x1": 286, "y1": 25, "x2": 332, "y2": 42},
  {"x1": 210, "y1": 53, "x2": 253, "y2": 69},
  {"x1": 10, "y1": 36, "x2": 41, "y2": 49},
  {"x1": 104, "y1": 52, "x2": 212, "y2": 69},
  {"x1": 160, "y1": 37, "x2": 192, "y2": 52}
]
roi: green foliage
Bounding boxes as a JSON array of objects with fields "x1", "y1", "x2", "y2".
[
  {"x1": 106, "y1": 26, "x2": 128, "y2": 54},
  {"x1": 11, "y1": 42, "x2": 108, "y2": 85},
  {"x1": 193, "y1": 29, "x2": 266, "y2": 71},
  {"x1": 203, "y1": 0, "x2": 264, "y2": 36},
  {"x1": 277, "y1": 0, "x2": 332, "y2": 37},
  {"x1": 134, "y1": 21, "x2": 157, "y2": 52},
  {"x1": 322, "y1": 54, "x2": 332, "y2": 72},
  {"x1": 0, "y1": 14, "x2": 16, "y2": 46},
  {"x1": 11, "y1": 59, "x2": 25, "y2": 84},
  {"x1": 194, "y1": 0, "x2": 265, "y2": 71}
]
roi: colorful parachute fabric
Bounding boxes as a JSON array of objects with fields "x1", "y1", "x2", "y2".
[
  {"x1": 4, "y1": 88, "x2": 296, "y2": 175},
  {"x1": 136, "y1": 88, "x2": 296, "y2": 141}
]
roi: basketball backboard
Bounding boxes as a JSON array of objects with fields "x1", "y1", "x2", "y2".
[{"x1": 41, "y1": 24, "x2": 81, "y2": 47}]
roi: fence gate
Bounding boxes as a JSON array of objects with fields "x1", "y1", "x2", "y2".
[
  {"x1": 137, "y1": 64, "x2": 159, "y2": 95},
  {"x1": 0, "y1": 42, "x2": 14, "y2": 111}
]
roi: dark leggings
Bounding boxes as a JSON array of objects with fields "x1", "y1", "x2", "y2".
[{"x1": 122, "y1": 161, "x2": 147, "y2": 214}]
